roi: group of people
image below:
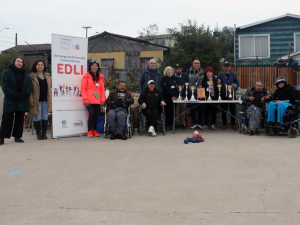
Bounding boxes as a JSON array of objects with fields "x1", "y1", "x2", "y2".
[{"x1": 0, "y1": 57, "x2": 297, "y2": 145}]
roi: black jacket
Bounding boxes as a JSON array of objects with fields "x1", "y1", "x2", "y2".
[
  {"x1": 201, "y1": 76, "x2": 219, "y2": 100},
  {"x1": 241, "y1": 87, "x2": 270, "y2": 108},
  {"x1": 138, "y1": 89, "x2": 164, "y2": 110},
  {"x1": 162, "y1": 75, "x2": 179, "y2": 99},
  {"x1": 271, "y1": 84, "x2": 295, "y2": 103},
  {"x1": 173, "y1": 72, "x2": 189, "y2": 98}
]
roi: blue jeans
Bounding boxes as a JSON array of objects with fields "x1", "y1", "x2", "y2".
[{"x1": 33, "y1": 101, "x2": 48, "y2": 121}]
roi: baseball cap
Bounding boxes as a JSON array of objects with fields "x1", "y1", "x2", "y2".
[{"x1": 147, "y1": 80, "x2": 155, "y2": 85}]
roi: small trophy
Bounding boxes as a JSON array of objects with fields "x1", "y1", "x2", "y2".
[
  {"x1": 217, "y1": 84, "x2": 222, "y2": 101},
  {"x1": 207, "y1": 80, "x2": 213, "y2": 101},
  {"x1": 228, "y1": 85, "x2": 233, "y2": 98},
  {"x1": 185, "y1": 83, "x2": 189, "y2": 100},
  {"x1": 190, "y1": 86, "x2": 196, "y2": 100},
  {"x1": 178, "y1": 85, "x2": 183, "y2": 100}
]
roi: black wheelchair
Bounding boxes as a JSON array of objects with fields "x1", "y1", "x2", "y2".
[
  {"x1": 138, "y1": 105, "x2": 165, "y2": 135},
  {"x1": 264, "y1": 89, "x2": 300, "y2": 138},
  {"x1": 103, "y1": 105, "x2": 134, "y2": 139}
]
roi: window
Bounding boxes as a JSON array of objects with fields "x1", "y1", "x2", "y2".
[
  {"x1": 294, "y1": 33, "x2": 300, "y2": 52},
  {"x1": 239, "y1": 34, "x2": 270, "y2": 58}
]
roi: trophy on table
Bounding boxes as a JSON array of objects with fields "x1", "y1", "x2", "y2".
[
  {"x1": 228, "y1": 85, "x2": 233, "y2": 98},
  {"x1": 190, "y1": 86, "x2": 196, "y2": 100},
  {"x1": 178, "y1": 85, "x2": 183, "y2": 100},
  {"x1": 217, "y1": 84, "x2": 222, "y2": 101},
  {"x1": 207, "y1": 80, "x2": 213, "y2": 101},
  {"x1": 185, "y1": 82, "x2": 189, "y2": 100}
]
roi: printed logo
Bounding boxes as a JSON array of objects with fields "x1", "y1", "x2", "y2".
[
  {"x1": 61, "y1": 119, "x2": 68, "y2": 128},
  {"x1": 73, "y1": 120, "x2": 83, "y2": 127},
  {"x1": 75, "y1": 44, "x2": 80, "y2": 50}
]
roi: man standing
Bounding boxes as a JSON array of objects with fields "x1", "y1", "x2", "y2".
[
  {"x1": 186, "y1": 59, "x2": 205, "y2": 129},
  {"x1": 139, "y1": 59, "x2": 163, "y2": 94},
  {"x1": 174, "y1": 64, "x2": 188, "y2": 129},
  {"x1": 241, "y1": 81, "x2": 270, "y2": 135},
  {"x1": 217, "y1": 62, "x2": 239, "y2": 130},
  {"x1": 106, "y1": 81, "x2": 134, "y2": 140}
]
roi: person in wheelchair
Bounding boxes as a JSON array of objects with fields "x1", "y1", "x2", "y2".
[
  {"x1": 266, "y1": 77, "x2": 295, "y2": 126},
  {"x1": 241, "y1": 81, "x2": 270, "y2": 135},
  {"x1": 105, "y1": 81, "x2": 134, "y2": 140},
  {"x1": 138, "y1": 80, "x2": 166, "y2": 136}
]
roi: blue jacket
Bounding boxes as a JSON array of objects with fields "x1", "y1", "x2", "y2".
[
  {"x1": 217, "y1": 71, "x2": 239, "y2": 98},
  {"x1": 139, "y1": 69, "x2": 162, "y2": 94}
]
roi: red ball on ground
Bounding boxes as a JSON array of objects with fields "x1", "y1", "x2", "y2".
[
  {"x1": 197, "y1": 134, "x2": 202, "y2": 138},
  {"x1": 192, "y1": 135, "x2": 198, "y2": 139},
  {"x1": 201, "y1": 137, "x2": 204, "y2": 142}
]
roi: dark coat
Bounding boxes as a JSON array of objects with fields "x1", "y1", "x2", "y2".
[
  {"x1": 270, "y1": 84, "x2": 295, "y2": 103},
  {"x1": 138, "y1": 89, "x2": 164, "y2": 110},
  {"x1": 241, "y1": 87, "x2": 270, "y2": 107},
  {"x1": 217, "y1": 71, "x2": 239, "y2": 97},
  {"x1": 139, "y1": 69, "x2": 163, "y2": 94},
  {"x1": 201, "y1": 76, "x2": 219, "y2": 100},
  {"x1": 105, "y1": 89, "x2": 134, "y2": 112},
  {"x1": 1, "y1": 68, "x2": 32, "y2": 113}
]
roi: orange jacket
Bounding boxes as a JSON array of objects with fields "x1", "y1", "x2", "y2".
[{"x1": 81, "y1": 72, "x2": 105, "y2": 105}]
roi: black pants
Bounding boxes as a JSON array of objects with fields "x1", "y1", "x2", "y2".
[
  {"x1": 204, "y1": 103, "x2": 217, "y2": 125},
  {"x1": 220, "y1": 98, "x2": 236, "y2": 125},
  {"x1": 0, "y1": 111, "x2": 25, "y2": 139},
  {"x1": 86, "y1": 104, "x2": 99, "y2": 131},
  {"x1": 190, "y1": 103, "x2": 204, "y2": 125},
  {"x1": 164, "y1": 98, "x2": 175, "y2": 127},
  {"x1": 144, "y1": 108, "x2": 160, "y2": 127}
]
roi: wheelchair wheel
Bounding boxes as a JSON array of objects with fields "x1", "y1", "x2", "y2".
[
  {"x1": 288, "y1": 127, "x2": 299, "y2": 138},
  {"x1": 126, "y1": 118, "x2": 131, "y2": 139},
  {"x1": 241, "y1": 124, "x2": 248, "y2": 134},
  {"x1": 161, "y1": 113, "x2": 165, "y2": 135},
  {"x1": 104, "y1": 123, "x2": 109, "y2": 139},
  {"x1": 138, "y1": 112, "x2": 143, "y2": 135},
  {"x1": 264, "y1": 127, "x2": 274, "y2": 136},
  {"x1": 131, "y1": 111, "x2": 134, "y2": 135}
]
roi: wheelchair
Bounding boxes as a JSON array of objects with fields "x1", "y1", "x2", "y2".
[
  {"x1": 103, "y1": 105, "x2": 134, "y2": 139},
  {"x1": 264, "y1": 89, "x2": 300, "y2": 138},
  {"x1": 138, "y1": 105, "x2": 165, "y2": 135}
]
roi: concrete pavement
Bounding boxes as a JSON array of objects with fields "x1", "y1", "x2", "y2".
[{"x1": 1, "y1": 128, "x2": 300, "y2": 224}]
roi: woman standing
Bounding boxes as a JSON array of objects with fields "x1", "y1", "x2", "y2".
[
  {"x1": 81, "y1": 60, "x2": 105, "y2": 138},
  {"x1": 201, "y1": 67, "x2": 218, "y2": 130},
  {"x1": 0, "y1": 56, "x2": 32, "y2": 145},
  {"x1": 29, "y1": 60, "x2": 52, "y2": 140}
]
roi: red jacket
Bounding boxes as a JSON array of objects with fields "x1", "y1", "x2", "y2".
[{"x1": 81, "y1": 72, "x2": 105, "y2": 105}]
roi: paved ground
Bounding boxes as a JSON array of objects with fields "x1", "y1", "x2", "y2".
[{"x1": 1, "y1": 127, "x2": 300, "y2": 225}]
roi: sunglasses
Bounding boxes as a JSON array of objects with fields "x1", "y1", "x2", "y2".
[
  {"x1": 91, "y1": 60, "x2": 99, "y2": 64},
  {"x1": 119, "y1": 85, "x2": 126, "y2": 88}
]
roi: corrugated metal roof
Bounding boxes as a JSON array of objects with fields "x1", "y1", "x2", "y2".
[
  {"x1": 88, "y1": 31, "x2": 169, "y2": 53},
  {"x1": 4, "y1": 44, "x2": 51, "y2": 52}
]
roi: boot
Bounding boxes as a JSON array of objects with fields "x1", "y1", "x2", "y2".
[
  {"x1": 34, "y1": 121, "x2": 43, "y2": 140},
  {"x1": 119, "y1": 130, "x2": 127, "y2": 140},
  {"x1": 42, "y1": 120, "x2": 48, "y2": 139},
  {"x1": 110, "y1": 131, "x2": 117, "y2": 140}
]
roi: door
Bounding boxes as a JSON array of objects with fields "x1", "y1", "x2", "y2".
[{"x1": 101, "y1": 59, "x2": 114, "y2": 78}]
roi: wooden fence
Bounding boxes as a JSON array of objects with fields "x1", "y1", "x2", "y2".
[{"x1": 230, "y1": 66, "x2": 298, "y2": 89}]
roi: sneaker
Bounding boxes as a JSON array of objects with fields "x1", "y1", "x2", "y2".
[
  {"x1": 148, "y1": 126, "x2": 154, "y2": 135},
  {"x1": 152, "y1": 128, "x2": 156, "y2": 136},
  {"x1": 231, "y1": 125, "x2": 236, "y2": 129},
  {"x1": 93, "y1": 130, "x2": 100, "y2": 137},
  {"x1": 198, "y1": 124, "x2": 203, "y2": 130},
  {"x1": 190, "y1": 124, "x2": 198, "y2": 129},
  {"x1": 221, "y1": 125, "x2": 227, "y2": 130},
  {"x1": 88, "y1": 130, "x2": 94, "y2": 138},
  {"x1": 211, "y1": 125, "x2": 216, "y2": 130},
  {"x1": 203, "y1": 125, "x2": 208, "y2": 130}
]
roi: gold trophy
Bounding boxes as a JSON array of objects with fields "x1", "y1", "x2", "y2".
[
  {"x1": 185, "y1": 82, "x2": 189, "y2": 100},
  {"x1": 228, "y1": 85, "x2": 232, "y2": 98},
  {"x1": 207, "y1": 80, "x2": 213, "y2": 101},
  {"x1": 217, "y1": 84, "x2": 222, "y2": 101},
  {"x1": 190, "y1": 86, "x2": 196, "y2": 100},
  {"x1": 178, "y1": 85, "x2": 183, "y2": 100}
]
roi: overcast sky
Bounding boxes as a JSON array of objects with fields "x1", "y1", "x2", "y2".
[{"x1": 1, "y1": 0, "x2": 300, "y2": 52}]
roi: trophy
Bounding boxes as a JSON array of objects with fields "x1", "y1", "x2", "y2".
[
  {"x1": 190, "y1": 86, "x2": 196, "y2": 100},
  {"x1": 207, "y1": 80, "x2": 213, "y2": 101},
  {"x1": 228, "y1": 85, "x2": 233, "y2": 98},
  {"x1": 185, "y1": 82, "x2": 189, "y2": 100},
  {"x1": 217, "y1": 84, "x2": 222, "y2": 101},
  {"x1": 178, "y1": 85, "x2": 183, "y2": 100}
]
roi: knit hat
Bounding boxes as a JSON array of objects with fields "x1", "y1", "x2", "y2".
[
  {"x1": 205, "y1": 67, "x2": 214, "y2": 74},
  {"x1": 276, "y1": 77, "x2": 287, "y2": 86}
]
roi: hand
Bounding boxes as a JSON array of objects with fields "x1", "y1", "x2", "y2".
[
  {"x1": 261, "y1": 97, "x2": 265, "y2": 103},
  {"x1": 30, "y1": 102, "x2": 34, "y2": 107},
  {"x1": 217, "y1": 79, "x2": 221, "y2": 84},
  {"x1": 161, "y1": 101, "x2": 166, "y2": 106},
  {"x1": 266, "y1": 95, "x2": 271, "y2": 99},
  {"x1": 248, "y1": 97, "x2": 254, "y2": 101},
  {"x1": 142, "y1": 103, "x2": 146, "y2": 109},
  {"x1": 121, "y1": 99, "x2": 129, "y2": 108},
  {"x1": 84, "y1": 101, "x2": 90, "y2": 107},
  {"x1": 171, "y1": 97, "x2": 176, "y2": 101},
  {"x1": 101, "y1": 102, "x2": 105, "y2": 107}
]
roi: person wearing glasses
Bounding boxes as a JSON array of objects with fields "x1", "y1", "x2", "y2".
[
  {"x1": 81, "y1": 60, "x2": 105, "y2": 138},
  {"x1": 241, "y1": 81, "x2": 270, "y2": 135},
  {"x1": 217, "y1": 62, "x2": 239, "y2": 130},
  {"x1": 105, "y1": 81, "x2": 134, "y2": 140}
]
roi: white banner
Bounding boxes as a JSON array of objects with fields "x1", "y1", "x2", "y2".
[{"x1": 51, "y1": 34, "x2": 88, "y2": 138}]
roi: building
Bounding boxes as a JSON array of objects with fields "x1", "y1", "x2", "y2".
[
  {"x1": 138, "y1": 34, "x2": 174, "y2": 48},
  {"x1": 88, "y1": 31, "x2": 169, "y2": 80},
  {"x1": 235, "y1": 13, "x2": 300, "y2": 66}
]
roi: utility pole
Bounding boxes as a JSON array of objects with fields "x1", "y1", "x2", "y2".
[
  {"x1": 82, "y1": 26, "x2": 92, "y2": 38},
  {"x1": 15, "y1": 33, "x2": 17, "y2": 46}
]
